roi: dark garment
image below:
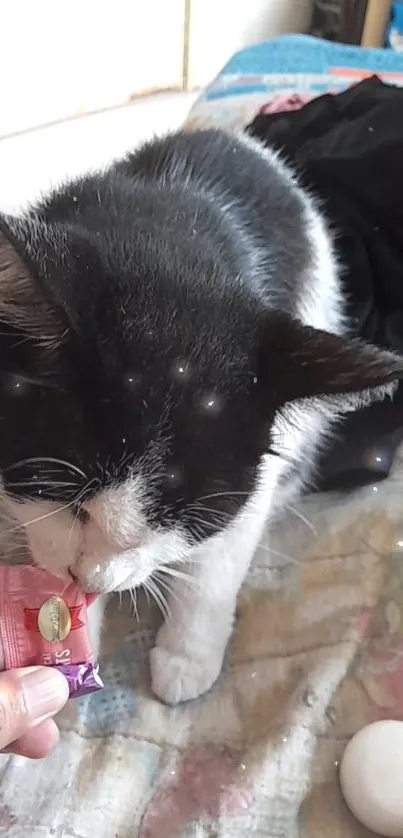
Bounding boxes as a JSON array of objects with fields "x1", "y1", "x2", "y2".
[{"x1": 248, "y1": 77, "x2": 403, "y2": 492}]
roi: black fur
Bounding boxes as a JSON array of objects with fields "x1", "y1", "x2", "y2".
[{"x1": 0, "y1": 129, "x2": 401, "y2": 538}]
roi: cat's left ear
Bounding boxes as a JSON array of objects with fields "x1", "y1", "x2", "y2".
[
  {"x1": 256, "y1": 312, "x2": 403, "y2": 411},
  {"x1": 0, "y1": 217, "x2": 67, "y2": 352}
]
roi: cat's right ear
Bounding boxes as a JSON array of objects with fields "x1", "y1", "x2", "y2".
[
  {"x1": 0, "y1": 220, "x2": 65, "y2": 353},
  {"x1": 256, "y1": 311, "x2": 403, "y2": 412}
]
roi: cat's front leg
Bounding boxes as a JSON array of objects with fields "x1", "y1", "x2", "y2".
[
  {"x1": 150, "y1": 558, "x2": 237, "y2": 705},
  {"x1": 150, "y1": 506, "x2": 267, "y2": 704}
]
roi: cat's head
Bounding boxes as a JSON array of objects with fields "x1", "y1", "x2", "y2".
[{"x1": 0, "y1": 199, "x2": 402, "y2": 594}]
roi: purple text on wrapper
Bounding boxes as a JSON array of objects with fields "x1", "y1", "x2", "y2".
[{"x1": 55, "y1": 662, "x2": 104, "y2": 698}]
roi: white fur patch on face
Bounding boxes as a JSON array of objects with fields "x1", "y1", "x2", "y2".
[
  {"x1": 86, "y1": 475, "x2": 148, "y2": 549},
  {"x1": 4, "y1": 496, "x2": 81, "y2": 579},
  {"x1": 74, "y1": 514, "x2": 190, "y2": 594},
  {"x1": 3, "y1": 476, "x2": 191, "y2": 595}
]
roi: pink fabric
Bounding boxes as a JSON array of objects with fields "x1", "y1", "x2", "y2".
[
  {"x1": 258, "y1": 93, "x2": 312, "y2": 116},
  {"x1": 140, "y1": 745, "x2": 253, "y2": 838}
]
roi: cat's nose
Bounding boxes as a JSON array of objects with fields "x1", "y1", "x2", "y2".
[
  {"x1": 68, "y1": 565, "x2": 100, "y2": 594},
  {"x1": 69, "y1": 558, "x2": 111, "y2": 594},
  {"x1": 70, "y1": 550, "x2": 135, "y2": 594},
  {"x1": 69, "y1": 567, "x2": 97, "y2": 593}
]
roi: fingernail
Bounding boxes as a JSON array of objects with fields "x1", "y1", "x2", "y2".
[{"x1": 21, "y1": 668, "x2": 69, "y2": 724}]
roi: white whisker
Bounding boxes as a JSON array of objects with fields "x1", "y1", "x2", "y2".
[
  {"x1": 0, "y1": 497, "x2": 78, "y2": 539},
  {"x1": 153, "y1": 573, "x2": 184, "y2": 609},
  {"x1": 7, "y1": 481, "x2": 79, "y2": 489},
  {"x1": 67, "y1": 485, "x2": 92, "y2": 546},
  {"x1": 257, "y1": 543, "x2": 300, "y2": 566},
  {"x1": 159, "y1": 565, "x2": 199, "y2": 587},
  {"x1": 142, "y1": 583, "x2": 151, "y2": 608},
  {"x1": 188, "y1": 504, "x2": 232, "y2": 521},
  {"x1": 146, "y1": 577, "x2": 171, "y2": 622},
  {"x1": 285, "y1": 503, "x2": 318, "y2": 539},
  {"x1": 21, "y1": 498, "x2": 78, "y2": 531},
  {"x1": 4, "y1": 457, "x2": 87, "y2": 480},
  {"x1": 129, "y1": 587, "x2": 139, "y2": 621},
  {"x1": 186, "y1": 516, "x2": 217, "y2": 535},
  {"x1": 196, "y1": 490, "x2": 250, "y2": 502}
]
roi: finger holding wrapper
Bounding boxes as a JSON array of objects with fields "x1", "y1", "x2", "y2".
[{"x1": 0, "y1": 565, "x2": 103, "y2": 698}]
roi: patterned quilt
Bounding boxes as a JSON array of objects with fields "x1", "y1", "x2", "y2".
[{"x1": 3, "y1": 35, "x2": 403, "y2": 838}]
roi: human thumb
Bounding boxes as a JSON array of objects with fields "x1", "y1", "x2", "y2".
[{"x1": 0, "y1": 667, "x2": 69, "y2": 750}]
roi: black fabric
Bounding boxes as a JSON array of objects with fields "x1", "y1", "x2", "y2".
[{"x1": 248, "y1": 77, "x2": 403, "y2": 492}]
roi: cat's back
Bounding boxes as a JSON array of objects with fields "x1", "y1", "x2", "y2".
[
  {"x1": 35, "y1": 129, "x2": 336, "y2": 324},
  {"x1": 119, "y1": 129, "x2": 317, "y2": 310},
  {"x1": 121, "y1": 128, "x2": 307, "y2": 242},
  {"x1": 37, "y1": 129, "x2": 308, "y2": 266}
]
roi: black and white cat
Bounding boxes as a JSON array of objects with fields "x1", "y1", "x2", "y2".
[{"x1": 0, "y1": 129, "x2": 401, "y2": 704}]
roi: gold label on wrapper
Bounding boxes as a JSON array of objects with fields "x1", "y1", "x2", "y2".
[{"x1": 38, "y1": 596, "x2": 72, "y2": 642}]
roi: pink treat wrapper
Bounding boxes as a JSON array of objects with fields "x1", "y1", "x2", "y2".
[{"x1": 0, "y1": 565, "x2": 103, "y2": 699}]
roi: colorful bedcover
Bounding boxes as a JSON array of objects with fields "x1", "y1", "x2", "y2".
[
  {"x1": 185, "y1": 34, "x2": 403, "y2": 132},
  {"x1": 3, "y1": 35, "x2": 403, "y2": 838}
]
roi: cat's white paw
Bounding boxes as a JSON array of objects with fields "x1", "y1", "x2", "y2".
[{"x1": 150, "y1": 644, "x2": 224, "y2": 704}]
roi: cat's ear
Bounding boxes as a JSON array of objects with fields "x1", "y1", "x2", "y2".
[
  {"x1": 257, "y1": 312, "x2": 403, "y2": 411},
  {"x1": 0, "y1": 218, "x2": 66, "y2": 352}
]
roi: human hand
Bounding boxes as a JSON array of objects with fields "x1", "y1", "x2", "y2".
[{"x1": 0, "y1": 667, "x2": 69, "y2": 759}]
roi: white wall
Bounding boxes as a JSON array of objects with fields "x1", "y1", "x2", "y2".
[
  {"x1": 187, "y1": 0, "x2": 314, "y2": 89},
  {"x1": 0, "y1": 92, "x2": 197, "y2": 214},
  {"x1": 0, "y1": 0, "x2": 186, "y2": 138},
  {"x1": 0, "y1": 0, "x2": 313, "y2": 139}
]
